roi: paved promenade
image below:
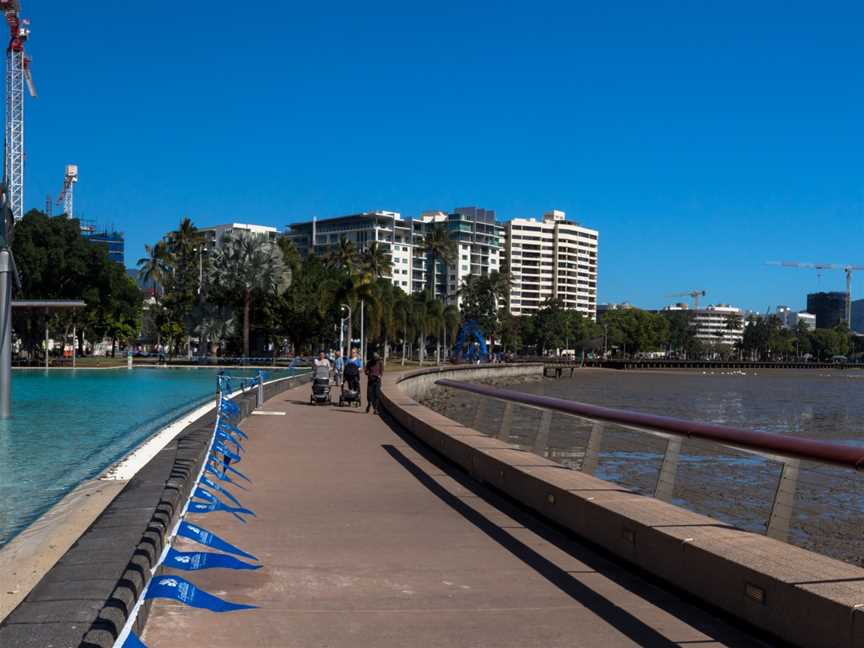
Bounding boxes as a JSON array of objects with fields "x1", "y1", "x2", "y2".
[{"x1": 143, "y1": 381, "x2": 768, "y2": 647}]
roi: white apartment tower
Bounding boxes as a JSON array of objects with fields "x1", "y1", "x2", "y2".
[{"x1": 504, "y1": 211, "x2": 598, "y2": 319}]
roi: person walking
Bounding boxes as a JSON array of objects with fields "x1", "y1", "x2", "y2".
[
  {"x1": 364, "y1": 352, "x2": 383, "y2": 415},
  {"x1": 333, "y1": 350, "x2": 345, "y2": 385}
]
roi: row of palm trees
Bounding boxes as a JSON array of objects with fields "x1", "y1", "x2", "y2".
[
  {"x1": 137, "y1": 218, "x2": 478, "y2": 363},
  {"x1": 320, "y1": 232, "x2": 462, "y2": 364}
]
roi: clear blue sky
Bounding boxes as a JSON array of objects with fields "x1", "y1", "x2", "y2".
[{"x1": 19, "y1": 1, "x2": 864, "y2": 312}]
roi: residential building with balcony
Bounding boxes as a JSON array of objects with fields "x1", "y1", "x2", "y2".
[
  {"x1": 198, "y1": 222, "x2": 278, "y2": 249},
  {"x1": 663, "y1": 303, "x2": 745, "y2": 346},
  {"x1": 503, "y1": 210, "x2": 598, "y2": 320},
  {"x1": 284, "y1": 207, "x2": 504, "y2": 303}
]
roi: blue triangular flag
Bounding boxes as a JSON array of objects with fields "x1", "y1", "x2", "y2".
[
  {"x1": 165, "y1": 547, "x2": 260, "y2": 571},
  {"x1": 145, "y1": 575, "x2": 256, "y2": 612},
  {"x1": 176, "y1": 521, "x2": 257, "y2": 560}
]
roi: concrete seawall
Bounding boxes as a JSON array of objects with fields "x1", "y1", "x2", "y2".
[
  {"x1": 381, "y1": 364, "x2": 864, "y2": 648},
  {"x1": 0, "y1": 372, "x2": 311, "y2": 648}
]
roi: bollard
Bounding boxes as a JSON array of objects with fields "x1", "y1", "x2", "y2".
[
  {"x1": 581, "y1": 421, "x2": 605, "y2": 474},
  {"x1": 766, "y1": 458, "x2": 800, "y2": 541},
  {"x1": 654, "y1": 436, "x2": 682, "y2": 502},
  {"x1": 533, "y1": 410, "x2": 552, "y2": 457},
  {"x1": 256, "y1": 372, "x2": 264, "y2": 409}
]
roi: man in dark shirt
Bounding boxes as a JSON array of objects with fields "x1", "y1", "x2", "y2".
[{"x1": 364, "y1": 352, "x2": 383, "y2": 414}]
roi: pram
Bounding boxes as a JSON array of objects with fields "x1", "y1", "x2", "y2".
[
  {"x1": 310, "y1": 364, "x2": 332, "y2": 405},
  {"x1": 339, "y1": 376, "x2": 362, "y2": 407}
]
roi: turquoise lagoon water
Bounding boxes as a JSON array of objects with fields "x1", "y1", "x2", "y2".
[{"x1": 0, "y1": 368, "x2": 292, "y2": 548}]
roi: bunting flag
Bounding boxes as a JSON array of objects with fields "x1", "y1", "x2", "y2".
[
  {"x1": 145, "y1": 575, "x2": 256, "y2": 612},
  {"x1": 122, "y1": 632, "x2": 148, "y2": 648},
  {"x1": 208, "y1": 456, "x2": 252, "y2": 482},
  {"x1": 164, "y1": 547, "x2": 261, "y2": 572},
  {"x1": 188, "y1": 499, "x2": 255, "y2": 521},
  {"x1": 220, "y1": 421, "x2": 249, "y2": 439},
  {"x1": 216, "y1": 429, "x2": 243, "y2": 452},
  {"x1": 213, "y1": 441, "x2": 241, "y2": 463},
  {"x1": 200, "y1": 475, "x2": 243, "y2": 506},
  {"x1": 176, "y1": 521, "x2": 257, "y2": 560}
]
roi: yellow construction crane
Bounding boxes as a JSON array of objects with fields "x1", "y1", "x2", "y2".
[
  {"x1": 768, "y1": 261, "x2": 864, "y2": 328},
  {"x1": 666, "y1": 290, "x2": 706, "y2": 310}
]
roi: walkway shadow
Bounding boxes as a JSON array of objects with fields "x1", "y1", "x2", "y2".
[{"x1": 379, "y1": 418, "x2": 775, "y2": 648}]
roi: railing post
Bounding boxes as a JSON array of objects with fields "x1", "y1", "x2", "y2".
[
  {"x1": 766, "y1": 459, "x2": 800, "y2": 541},
  {"x1": 533, "y1": 410, "x2": 552, "y2": 457},
  {"x1": 471, "y1": 397, "x2": 487, "y2": 431},
  {"x1": 257, "y1": 371, "x2": 264, "y2": 408},
  {"x1": 581, "y1": 421, "x2": 605, "y2": 474},
  {"x1": 498, "y1": 402, "x2": 513, "y2": 440},
  {"x1": 654, "y1": 436, "x2": 682, "y2": 502}
]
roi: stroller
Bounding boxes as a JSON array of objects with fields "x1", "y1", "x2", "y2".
[
  {"x1": 310, "y1": 363, "x2": 332, "y2": 405},
  {"x1": 339, "y1": 362, "x2": 362, "y2": 408}
]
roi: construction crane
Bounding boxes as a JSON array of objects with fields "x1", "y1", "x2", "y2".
[
  {"x1": 768, "y1": 261, "x2": 864, "y2": 328},
  {"x1": 57, "y1": 164, "x2": 78, "y2": 217},
  {"x1": 0, "y1": 0, "x2": 35, "y2": 221},
  {"x1": 666, "y1": 290, "x2": 706, "y2": 310}
]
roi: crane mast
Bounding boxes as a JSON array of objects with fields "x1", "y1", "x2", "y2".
[
  {"x1": 666, "y1": 290, "x2": 707, "y2": 310},
  {"x1": 0, "y1": 0, "x2": 34, "y2": 222},
  {"x1": 57, "y1": 164, "x2": 78, "y2": 217}
]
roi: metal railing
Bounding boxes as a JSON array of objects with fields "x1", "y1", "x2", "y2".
[{"x1": 434, "y1": 378, "x2": 864, "y2": 563}]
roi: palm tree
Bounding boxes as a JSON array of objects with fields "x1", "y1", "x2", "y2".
[
  {"x1": 360, "y1": 241, "x2": 393, "y2": 279},
  {"x1": 395, "y1": 293, "x2": 413, "y2": 365},
  {"x1": 422, "y1": 225, "x2": 457, "y2": 301},
  {"x1": 210, "y1": 231, "x2": 291, "y2": 358},
  {"x1": 425, "y1": 299, "x2": 445, "y2": 364},
  {"x1": 411, "y1": 296, "x2": 429, "y2": 365},
  {"x1": 193, "y1": 305, "x2": 237, "y2": 359},
  {"x1": 325, "y1": 237, "x2": 358, "y2": 272},
  {"x1": 443, "y1": 304, "x2": 461, "y2": 361},
  {"x1": 137, "y1": 240, "x2": 170, "y2": 303},
  {"x1": 368, "y1": 279, "x2": 400, "y2": 363}
]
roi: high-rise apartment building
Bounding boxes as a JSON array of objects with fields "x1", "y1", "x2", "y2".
[
  {"x1": 285, "y1": 207, "x2": 503, "y2": 303},
  {"x1": 807, "y1": 292, "x2": 846, "y2": 329},
  {"x1": 503, "y1": 210, "x2": 598, "y2": 319}
]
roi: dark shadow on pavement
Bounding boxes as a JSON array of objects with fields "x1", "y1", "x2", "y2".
[{"x1": 379, "y1": 416, "x2": 776, "y2": 648}]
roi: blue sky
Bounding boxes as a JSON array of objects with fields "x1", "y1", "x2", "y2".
[{"x1": 18, "y1": 1, "x2": 864, "y2": 312}]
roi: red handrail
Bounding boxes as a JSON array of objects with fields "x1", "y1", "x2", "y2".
[{"x1": 435, "y1": 379, "x2": 864, "y2": 470}]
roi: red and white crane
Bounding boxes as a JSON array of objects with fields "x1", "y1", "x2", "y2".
[
  {"x1": 57, "y1": 164, "x2": 78, "y2": 217},
  {"x1": 0, "y1": 0, "x2": 35, "y2": 221}
]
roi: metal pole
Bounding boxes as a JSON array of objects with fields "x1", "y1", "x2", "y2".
[
  {"x1": 360, "y1": 299, "x2": 365, "y2": 363},
  {"x1": 44, "y1": 311, "x2": 48, "y2": 370},
  {"x1": 0, "y1": 250, "x2": 11, "y2": 417},
  {"x1": 72, "y1": 324, "x2": 76, "y2": 369}
]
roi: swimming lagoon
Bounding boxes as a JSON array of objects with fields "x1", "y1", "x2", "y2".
[{"x1": 0, "y1": 367, "x2": 295, "y2": 548}]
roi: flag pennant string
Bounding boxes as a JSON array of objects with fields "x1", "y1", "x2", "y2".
[{"x1": 110, "y1": 370, "x2": 272, "y2": 648}]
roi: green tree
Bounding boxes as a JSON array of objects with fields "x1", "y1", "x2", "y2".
[
  {"x1": 422, "y1": 224, "x2": 457, "y2": 299},
  {"x1": 360, "y1": 242, "x2": 393, "y2": 279},
  {"x1": 12, "y1": 210, "x2": 142, "y2": 360},
  {"x1": 209, "y1": 231, "x2": 291, "y2": 358}
]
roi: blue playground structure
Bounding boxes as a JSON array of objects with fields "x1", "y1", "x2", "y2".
[{"x1": 451, "y1": 320, "x2": 489, "y2": 363}]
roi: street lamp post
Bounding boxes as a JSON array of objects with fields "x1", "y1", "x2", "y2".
[{"x1": 340, "y1": 304, "x2": 351, "y2": 359}]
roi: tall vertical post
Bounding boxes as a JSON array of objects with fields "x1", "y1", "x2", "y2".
[
  {"x1": 44, "y1": 311, "x2": 48, "y2": 370},
  {"x1": 6, "y1": 48, "x2": 25, "y2": 221},
  {"x1": 257, "y1": 370, "x2": 264, "y2": 408},
  {"x1": 72, "y1": 325, "x2": 76, "y2": 369},
  {"x1": 0, "y1": 250, "x2": 11, "y2": 417},
  {"x1": 360, "y1": 299, "x2": 365, "y2": 363}
]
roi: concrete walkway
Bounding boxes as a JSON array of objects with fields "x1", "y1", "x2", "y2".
[{"x1": 143, "y1": 382, "x2": 769, "y2": 648}]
